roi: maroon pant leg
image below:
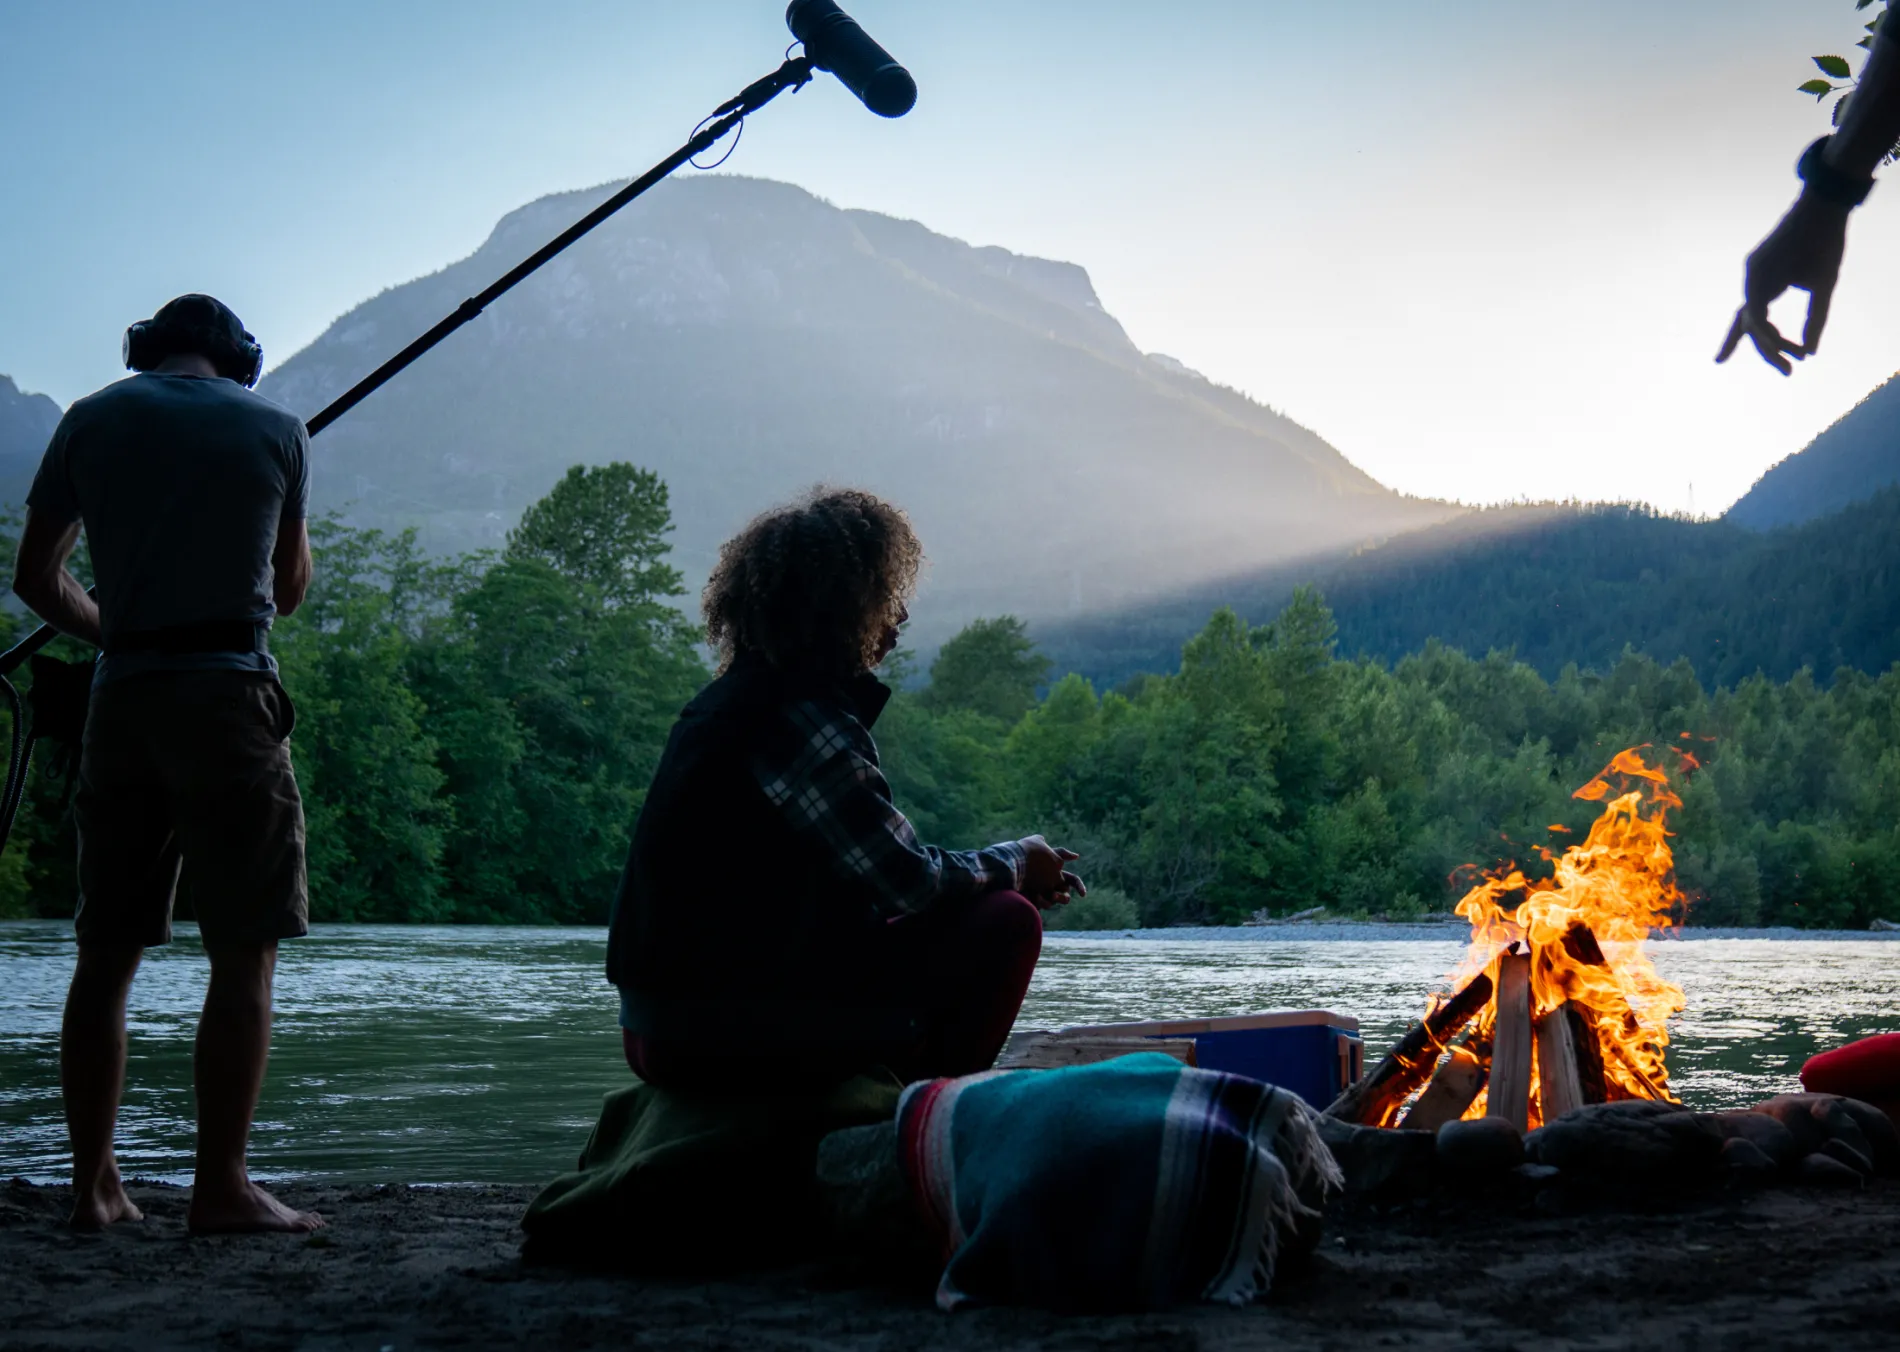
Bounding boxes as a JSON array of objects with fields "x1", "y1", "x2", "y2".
[
  {"x1": 870, "y1": 889, "x2": 1043, "y2": 1080},
  {"x1": 623, "y1": 889, "x2": 1043, "y2": 1086}
]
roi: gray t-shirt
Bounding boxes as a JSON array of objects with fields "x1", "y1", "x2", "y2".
[{"x1": 27, "y1": 372, "x2": 309, "y2": 682}]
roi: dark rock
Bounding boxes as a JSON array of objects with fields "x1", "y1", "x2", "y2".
[
  {"x1": 1511, "y1": 1163, "x2": 1562, "y2": 1184},
  {"x1": 1525, "y1": 1100, "x2": 1723, "y2": 1184},
  {"x1": 1795, "y1": 1151, "x2": 1865, "y2": 1189},
  {"x1": 1555, "y1": 1098, "x2": 1683, "y2": 1123},
  {"x1": 1820, "y1": 1138, "x2": 1875, "y2": 1176},
  {"x1": 1719, "y1": 1136, "x2": 1778, "y2": 1186},
  {"x1": 1829, "y1": 1097, "x2": 1897, "y2": 1173},
  {"x1": 1831, "y1": 1109, "x2": 1893, "y2": 1170},
  {"x1": 1700, "y1": 1110, "x2": 1800, "y2": 1167},
  {"x1": 1751, "y1": 1094, "x2": 1899, "y2": 1175},
  {"x1": 1437, "y1": 1117, "x2": 1526, "y2": 1175},
  {"x1": 1317, "y1": 1117, "x2": 1437, "y2": 1194},
  {"x1": 1749, "y1": 1094, "x2": 1863, "y2": 1158}
]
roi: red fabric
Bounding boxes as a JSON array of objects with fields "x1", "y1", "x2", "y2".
[
  {"x1": 1801, "y1": 1032, "x2": 1900, "y2": 1100},
  {"x1": 625, "y1": 889, "x2": 1043, "y2": 1088}
]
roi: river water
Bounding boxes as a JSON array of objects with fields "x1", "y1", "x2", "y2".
[{"x1": 2, "y1": 920, "x2": 1895, "y2": 1184}]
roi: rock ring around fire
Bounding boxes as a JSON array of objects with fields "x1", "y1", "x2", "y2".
[{"x1": 1317, "y1": 1093, "x2": 1898, "y2": 1198}]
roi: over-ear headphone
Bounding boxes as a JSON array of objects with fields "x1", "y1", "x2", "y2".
[{"x1": 123, "y1": 295, "x2": 264, "y2": 388}]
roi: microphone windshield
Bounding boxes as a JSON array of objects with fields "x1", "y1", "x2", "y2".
[{"x1": 786, "y1": 0, "x2": 917, "y2": 118}]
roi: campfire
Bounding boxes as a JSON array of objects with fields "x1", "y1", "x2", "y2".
[{"x1": 1328, "y1": 748, "x2": 1690, "y2": 1132}]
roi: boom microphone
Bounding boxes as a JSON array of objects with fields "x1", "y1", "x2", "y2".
[
  {"x1": 0, "y1": 8, "x2": 922, "y2": 862},
  {"x1": 786, "y1": 0, "x2": 917, "y2": 118}
]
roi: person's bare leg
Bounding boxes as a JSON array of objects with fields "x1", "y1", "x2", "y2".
[
  {"x1": 62, "y1": 942, "x2": 146, "y2": 1229},
  {"x1": 185, "y1": 940, "x2": 323, "y2": 1234}
]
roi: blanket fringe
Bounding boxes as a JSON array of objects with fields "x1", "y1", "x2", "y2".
[{"x1": 1213, "y1": 1088, "x2": 1343, "y2": 1306}]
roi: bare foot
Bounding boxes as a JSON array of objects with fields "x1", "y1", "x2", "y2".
[
  {"x1": 67, "y1": 1180, "x2": 144, "y2": 1231},
  {"x1": 187, "y1": 1181, "x2": 325, "y2": 1235}
]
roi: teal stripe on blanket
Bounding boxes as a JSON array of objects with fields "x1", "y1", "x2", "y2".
[{"x1": 897, "y1": 1052, "x2": 1340, "y2": 1312}]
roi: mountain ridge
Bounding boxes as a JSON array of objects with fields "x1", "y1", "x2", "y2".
[
  {"x1": 1726, "y1": 368, "x2": 1900, "y2": 529},
  {"x1": 0, "y1": 375, "x2": 61, "y2": 513},
  {"x1": 258, "y1": 174, "x2": 1446, "y2": 643},
  {"x1": 1039, "y1": 489, "x2": 1900, "y2": 690}
]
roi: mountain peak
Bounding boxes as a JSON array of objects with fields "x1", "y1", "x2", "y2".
[
  {"x1": 0, "y1": 374, "x2": 62, "y2": 506},
  {"x1": 261, "y1": 175, "x2": 1437, "y2": 641}
]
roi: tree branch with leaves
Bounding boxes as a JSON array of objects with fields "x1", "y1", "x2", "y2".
[{"x1": 1798, "y1": 1, "x2": 1900, "y2": 163}]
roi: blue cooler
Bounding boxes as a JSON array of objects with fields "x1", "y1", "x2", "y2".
[{"x1": 1058, "y1": 1010, "x2": 1363, "y2": 1108}]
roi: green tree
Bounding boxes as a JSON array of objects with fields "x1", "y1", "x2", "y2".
[
  {"x1": 507, "y1": 463, "x2": 684, "y2": 610},
  {"x1": 272, "y1": 521, "x2": 452, "y2": 922},
  {"x1": 1131, "y1": 609, "x2": 1286, "y2": 921},
  {"x1": 423, "y1": 462, "x2": 706, "y2": 922},
  {"x1": 924, "y1": 616, "x2": 1051, "y2": 724},
  {"x1": 1002, "y1": 673, "x2": 1104, "y2": 822}
]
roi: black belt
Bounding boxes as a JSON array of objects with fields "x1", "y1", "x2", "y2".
[{"x1": 103, "y1": 620, "x2": 270, "y2": 657}]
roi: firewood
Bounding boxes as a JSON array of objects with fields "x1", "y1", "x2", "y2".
[
  {"x1": 1566, "y1": 1002, "x2": 1607, "y2": 1104},
  {"x1": 1561, "y1": 922, "x2": 1607, "y2": 968},
  {"x1": 1486, "y1": 945, "x2": 1533, "y2": 1132},
  {"x1": 1535, "y1": 1003, "x2": 1585, "y2": 1125},
  {"x1": 1599, "y1": 1038, "x2": 1670, "y2": 1102},
  {"x1": 1325, "y1": 971, "x2": 1494, "y2": 1124},
  {"x1": 1398, "y1": 1043, "x2": 1486, "y2": 1131}
]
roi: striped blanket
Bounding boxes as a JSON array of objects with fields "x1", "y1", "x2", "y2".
[{"x1": 898, "y1": 1052, "x2": 1341, "y2": 1312}]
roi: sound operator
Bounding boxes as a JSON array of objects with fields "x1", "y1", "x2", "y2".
[{"x1": 12, "y1": 295, "x2": 321, "y2": 1235}]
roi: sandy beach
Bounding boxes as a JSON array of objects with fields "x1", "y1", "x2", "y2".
[{"x1": 5, "y1": 1175, "x2": 1898, "y2": 1350}]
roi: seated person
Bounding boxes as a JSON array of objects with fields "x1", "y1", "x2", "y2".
[{"x1": 605, "y1": 488, "x2": 1083, "y2": 1089}]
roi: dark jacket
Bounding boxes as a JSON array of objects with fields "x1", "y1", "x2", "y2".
[{"x1": 605, "y1": 655, "x2": 894, "y2": 1022}]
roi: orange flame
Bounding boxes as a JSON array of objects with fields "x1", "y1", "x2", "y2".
[{"x1": 1429, "y1": 747, "x2": 1688, "y2": 1125}]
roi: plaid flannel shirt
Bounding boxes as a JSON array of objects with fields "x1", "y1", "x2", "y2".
[{"x1": 753, "y1": 696, "x2": 1028, "y2": 918}]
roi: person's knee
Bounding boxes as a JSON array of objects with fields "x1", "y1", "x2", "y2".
[
  {"x1": 69, "y1": 943, "x2": 141, "y2": 1001},
  {"x1": 205, "y1": 939, "x2": 277, "y2": 973},
  {"x1": 204, "y1": 941, "x2": 277, "y2": 1009},
  {"x1": 981, "y1": 890, "x2": 1044, "y2": 951}
]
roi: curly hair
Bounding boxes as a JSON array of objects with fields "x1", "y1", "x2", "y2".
[{"x1": 703, "y1": 488, "x2": 923, "y2": 678}]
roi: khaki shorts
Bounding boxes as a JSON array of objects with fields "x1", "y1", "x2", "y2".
[{"x1": 74, "y1": 670, "x2": 308, "y2": 948}]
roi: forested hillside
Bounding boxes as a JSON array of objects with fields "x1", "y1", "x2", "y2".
[
  {"x1": 1038, "y1": 491, "x2": 1900, "y2": 690},
  {"x1": 1727, "y1": 369, "x2": 1900, "y2": 529},
  {"x1": 1, "y1": 465, "x2": 1890, "y2": 931},
  {"x1": 882, "y1": 598, "x2": 1900, "y2": 931}
]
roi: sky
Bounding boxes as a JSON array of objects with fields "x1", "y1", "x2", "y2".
[{"x1": 1, "y1": 0, "x2": 1893, "y2": 516}]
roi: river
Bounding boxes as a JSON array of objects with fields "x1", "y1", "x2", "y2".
[{"x1": 2, "y1": 920, "x2": 1895, "y2": 1184}]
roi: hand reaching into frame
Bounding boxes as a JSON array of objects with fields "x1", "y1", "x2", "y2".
[{"x1": 1717, "y1": 195, "x2": 1852, "y2": 376}]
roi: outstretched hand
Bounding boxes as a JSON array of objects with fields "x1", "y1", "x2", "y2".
[
  {"x1": 1717, "y1": 195, "x2": 1851, "y2": 375},
  {"x1": 1018, "y1": 834, "x2": 1086, "y2": 910}
]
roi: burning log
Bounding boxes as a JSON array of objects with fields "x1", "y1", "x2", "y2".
[
  {"x1": 1325, "y1": 972, "x2": 1494, "y2": 1125},
  {"x1": 1397, "y1": 1042, "x2": 1486, "y2": 1131},
  {"x1": 1561, "y1": 921, "x2": 1607, "y2": 968},
  {"x1": 1373, "y1": 750, "x2": 1694, "y2": 1135},
  {"x1": 1535, "y1": 1004, "x2": 1586, "y2": 1124},
  {"x1": 1566, "y1": 1002, "x2": 1607, "y2": 1105},
  {"x1": 1602, "y1": 1039, "x2": 1671, "y2": 1103},
  {"x1": 1486, "y1": 944, "x2": 1533, "y2": 1132}
]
